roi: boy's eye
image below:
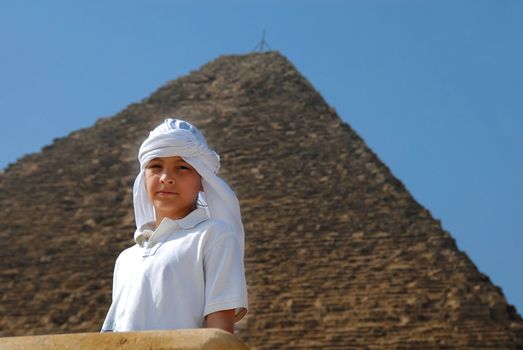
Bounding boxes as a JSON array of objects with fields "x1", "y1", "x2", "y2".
[{"x1": 147, "y1": 163, "x2": 162, "y2": 169}]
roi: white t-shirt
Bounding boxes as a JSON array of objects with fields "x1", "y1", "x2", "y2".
[{"x1": 101, "y1": 208, "x2": 248, "y2": 332}]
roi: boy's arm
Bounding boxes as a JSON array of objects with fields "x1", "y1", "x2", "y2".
[
  {"x1": 205, "y1": 309, "x2": 235, "y2": 333},
  {"x1": 203, "y1": 227, "x2": 248, "y2": 332}
]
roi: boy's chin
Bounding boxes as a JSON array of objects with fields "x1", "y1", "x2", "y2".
[{"x1": 156, "y1": 206, "x2": 195, "y2": 219}]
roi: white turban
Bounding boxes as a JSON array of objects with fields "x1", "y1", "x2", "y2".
[{"x1": 132, "y1": 118, "x2": 244, "y2": 255}]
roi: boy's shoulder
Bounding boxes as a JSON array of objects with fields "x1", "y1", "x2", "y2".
[
  {"x1": 115, "y1": 243, "x2": 140, "y2": 262},
  {"x1": 199, "y1": 217, "x2": 233, "y2": 233},
  {"x1": 198, "y1": 217, "x2": 239, "y2": 245},
  {"x1": 177, "y1": 208, "x2": 232, "y2": 235}
]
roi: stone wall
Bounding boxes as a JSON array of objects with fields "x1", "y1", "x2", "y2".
[{"x1": 0, "y1": 329, "x2": 248, "y2": 350}]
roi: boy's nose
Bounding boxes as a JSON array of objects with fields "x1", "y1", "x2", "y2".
[{"x1": 160, "y1": 173, "x2": 175, "y2": 184}]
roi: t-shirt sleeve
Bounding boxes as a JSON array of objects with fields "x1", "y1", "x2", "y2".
[
  {"x1": 112, "y1": 255, "x2": 120, "y2": 300},
  {"x1": 101, "y1": 252, "x2": 123, "y2": 332},
  {"x1": 203, "y1": 229, "x2": 248, "y2": 322}
]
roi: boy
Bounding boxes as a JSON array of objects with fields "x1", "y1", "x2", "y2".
[{"x1": 102, "y1": 119, "x2": 248, "y2": 333}]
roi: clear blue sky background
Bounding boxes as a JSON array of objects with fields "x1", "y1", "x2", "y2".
[{"x1": 1, "y1": 1, "x2": 521, "y2": 314}]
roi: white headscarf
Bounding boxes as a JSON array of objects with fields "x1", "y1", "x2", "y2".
[{"x1": 132, "y1": 118, "x2": 244, "y2": 255}]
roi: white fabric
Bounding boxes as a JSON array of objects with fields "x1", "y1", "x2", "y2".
[
  {"x1": 101, "y1": 208, "x2": 248, "y2": 332},
  {"x1": 132, "y1": 119, "x2": 244, "y2": 255}
]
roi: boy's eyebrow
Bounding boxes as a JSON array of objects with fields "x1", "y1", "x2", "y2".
[{"x1": 148, "y1": 157, "x2": 189, "y2": 164}]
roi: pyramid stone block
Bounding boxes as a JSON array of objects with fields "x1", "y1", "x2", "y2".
[{"x1": 0, "y1": 52, "x2": 521, "y2": 349}]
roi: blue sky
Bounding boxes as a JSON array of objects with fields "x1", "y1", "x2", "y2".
[{"x1": 1, "y1": 1, "x2": 522, "y2": 314}]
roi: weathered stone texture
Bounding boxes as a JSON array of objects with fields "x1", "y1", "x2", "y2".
[
  {"x1": 1, "y1": 52, "x2": 522, "y2": 349},
  {"x1": 0, "y1": 329, "x2": 248, "y2": 350}
]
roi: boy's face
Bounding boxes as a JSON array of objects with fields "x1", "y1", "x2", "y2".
[{"x1": 145, "y1": 156, "x2": 202, "y2": 222}]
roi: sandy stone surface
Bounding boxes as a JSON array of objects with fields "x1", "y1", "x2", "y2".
[{"x1": 0, "y1": 329, "x2": 248, "y2": 350}]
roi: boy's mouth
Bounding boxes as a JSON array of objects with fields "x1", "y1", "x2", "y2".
[{"x1": 157, "y1": 191, "x2": 178, "y2": 196}]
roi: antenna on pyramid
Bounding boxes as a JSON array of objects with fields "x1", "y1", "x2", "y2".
[{"x1": 252, "y1": 30, "x2": 271, "y2": 52}]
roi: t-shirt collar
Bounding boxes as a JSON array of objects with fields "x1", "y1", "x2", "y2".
[{"x1": 134, "y1": 208, "x2": 208, "y2": 247}]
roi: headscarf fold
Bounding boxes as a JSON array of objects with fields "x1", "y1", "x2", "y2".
[{"x1": 132, "y1": 119, "x2": 244, "y2": 256}]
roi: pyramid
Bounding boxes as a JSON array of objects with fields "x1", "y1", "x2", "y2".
[{"x1": 0, "y1": 52, "x2": 521, "y2": 349}]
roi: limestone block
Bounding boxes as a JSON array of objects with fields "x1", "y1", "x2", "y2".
[{"x1": 0, "y1": 329, "x2": 249, "y2": 350}]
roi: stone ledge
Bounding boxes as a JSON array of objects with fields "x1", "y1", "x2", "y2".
[{"x1": 0, "y1": 329, "x2": 249, "y2": 350}]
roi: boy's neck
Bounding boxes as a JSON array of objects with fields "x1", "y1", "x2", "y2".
[{"x1": 155, "y1": 208, "x2": 195, "y2": 227}]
